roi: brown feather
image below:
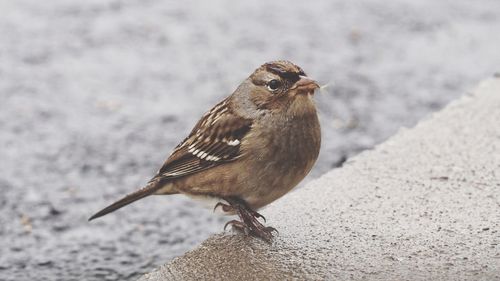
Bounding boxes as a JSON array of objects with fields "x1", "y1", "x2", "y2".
[
  {"x1": 150, "y1": 99, "x2": 252, "y2": 183},
  {"x1": 88, "y1": 180, "x2": 164, "y2": 221},
  {"x1": 88, "y1": 99, "x2": 253, "y2": 220}
]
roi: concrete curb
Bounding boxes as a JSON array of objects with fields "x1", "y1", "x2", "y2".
[{"x1": 139, "y1": 78, "x2": 500, "y2": 281}]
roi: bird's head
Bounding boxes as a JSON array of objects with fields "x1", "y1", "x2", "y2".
[{"x1": 232, "y1": 61, "x2": 319, "y2": 117}]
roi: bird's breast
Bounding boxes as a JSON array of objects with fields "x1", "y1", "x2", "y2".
[{"x1": 239, "y1": 109, "x2": 321, "y2": 208}]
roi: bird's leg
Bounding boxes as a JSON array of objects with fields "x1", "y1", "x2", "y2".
[
  {"x1": 248, "y1": 209, "x2": 266, "y2": 223},
  {"x1": 221, "y1": 196, "x2": 277, "y2": 242},
  {"x1": 214, "y1": 200, "x2": 266, "y2": 222}
]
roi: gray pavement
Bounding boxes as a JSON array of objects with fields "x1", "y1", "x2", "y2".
[
  {"x1": 1, "y1": 1, "x2": 500, "y2": 280},
  {"x1": 140, "y1": 78, "x2": 500, "y2": 280}
]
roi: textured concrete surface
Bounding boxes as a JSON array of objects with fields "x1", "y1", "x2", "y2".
[
  {"x1": 2, "y1": 1, "x2": 500, "y2": 280},
  {"x1": 140, "y1": 78, "x2": 500, "y2": 280}
]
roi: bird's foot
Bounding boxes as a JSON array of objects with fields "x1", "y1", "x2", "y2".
[
  {"x1": 250, "y1": 209, "x2": 266, "y2": 223},
  {"x1": 246, "y1": 221, "x2": 277, "y2": 243},
  {"x1": 219, "y1": 197, "x2": 277, "y2": 243},
  {"x1": 224, "y1": 219, "x2": 249, "y2": 234},
  {"x1": 214, "y1": 201, "x2": 266, "y2": 222},
  {"x1": 225, "y1": 217, "x2": 276, "y2": 242}
]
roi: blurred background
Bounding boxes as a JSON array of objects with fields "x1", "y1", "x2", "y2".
[{"x1": 1, "y1": 0, "x2": 499, "y2": 280}]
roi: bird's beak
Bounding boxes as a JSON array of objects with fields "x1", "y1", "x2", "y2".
[{"x1": 293, "y1": 76, "x2": 320, "y2": 94}]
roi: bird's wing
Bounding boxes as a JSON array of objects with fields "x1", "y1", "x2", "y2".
[
  {"x1": 150, "y1": 99, "x2": 252, "y2": 183},
  {"x1": 88, "y1": 99, "x2": 252, "y2": 221}
]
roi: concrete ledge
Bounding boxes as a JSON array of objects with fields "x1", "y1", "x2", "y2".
[{"x1": 140, "y1": 78, "x2": 500, "y2": 281}]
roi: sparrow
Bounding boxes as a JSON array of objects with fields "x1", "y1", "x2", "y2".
[{"x1": 89, "y1": 60, "x2": 321, "y2": 242}]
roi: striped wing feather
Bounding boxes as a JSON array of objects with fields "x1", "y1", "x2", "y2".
[
  {"x1": 88, "y1": 99, "x2": 252, "y2": 221},
  {"x1": 151, "y1": 99, "x2": 252, "y2": 182}
]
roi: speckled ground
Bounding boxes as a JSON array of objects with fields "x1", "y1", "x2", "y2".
[{"x1": 0, "y1": 0, "x2": 499, "y2": 280}]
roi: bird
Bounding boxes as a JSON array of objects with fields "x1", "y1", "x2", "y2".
[{"x1": 89, "y1": 60, "x2": 321, "y2": 242}]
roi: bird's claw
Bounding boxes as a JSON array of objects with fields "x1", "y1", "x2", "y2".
[
  {"x1": 224, "y1": 220, "x2": 249, "y2": 235},
  {"x1": 213, "y1": 202, "x2": 233, "y2": 213},
  {"x1": 220, "y1": 196, "x2": 278, "y2": 243},
  {"x1": 250, "y1": 210, "x2": 266, "y2": 222},
  {"x1": 251, "y1": 225, "x2": 275, "y2": 243},
  {"x1": 225, "y1": 219, "x2": 275, "y2": 242},
  {"x1": 263, "y1": 226, "x2": 278, "y2": 235}
]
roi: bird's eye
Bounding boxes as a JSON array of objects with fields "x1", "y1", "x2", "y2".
[{"x1": 267, "y1": 79, "x2": 282, "y2": 91}]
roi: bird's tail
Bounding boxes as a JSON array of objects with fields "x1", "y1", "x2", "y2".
[{"x1": 88, "y1": 180, "x2": 164, "y2": 221}]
